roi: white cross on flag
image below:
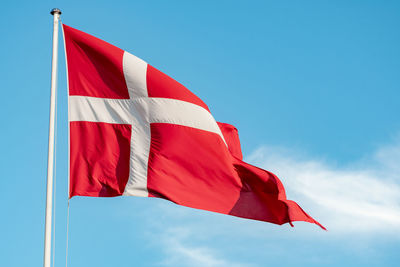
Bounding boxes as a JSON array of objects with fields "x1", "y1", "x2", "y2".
[{"x1": 63, "y1": 24, "x2": 324, "y2": 229}]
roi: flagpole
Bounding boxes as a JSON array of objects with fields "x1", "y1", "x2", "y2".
[{"x1": 44, "y1": 8, "x2": 61, "y2": 267}]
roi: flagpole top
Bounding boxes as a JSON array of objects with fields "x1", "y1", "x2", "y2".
[{"x1": 50, "y1": 8, "x2": 62, "y2": 15}]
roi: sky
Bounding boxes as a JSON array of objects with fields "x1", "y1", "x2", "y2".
[{"x1": 0, "y1": 0, "x2": 399, "y2": 266}]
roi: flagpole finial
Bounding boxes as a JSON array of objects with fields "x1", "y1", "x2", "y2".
[{"x1": 50, "y1": 8, "x2": 62, "y2": 15}]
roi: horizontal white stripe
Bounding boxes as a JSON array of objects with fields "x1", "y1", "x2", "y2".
[
  {"x1": 69, "y1": 96, "x2": 134, "y2": 124},
  {"x1": 69, "y1": 96, "x2": 226, "y2": 142},
  {"x1": 137, "y1": 97, "x2": 226, "y2": 143}
]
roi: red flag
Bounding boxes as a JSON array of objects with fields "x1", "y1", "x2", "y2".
[{"x1": 63, "y1": 24, "x2": 325, "y2": 229}]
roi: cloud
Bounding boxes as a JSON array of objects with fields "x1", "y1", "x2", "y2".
[
  {"x1": 157, "y1": 227, "x2": 252, "y2": 267},
  {"x1": 142, "y1": 136, "x2": 400, "y2": 267},
  {"x1": 246, "y1": 137, "x2": 400, "y2": 233}
]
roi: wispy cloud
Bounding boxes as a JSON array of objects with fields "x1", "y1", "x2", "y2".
[
  {"x1": 157, "y1": 227, "x2": 252, "y2": 267},
  {"x1": 142, "y1": 136, "x2": 400, "y2": 267},
  {"x1": 247, "y1": 137, "x2": 400, "y2": 233}
]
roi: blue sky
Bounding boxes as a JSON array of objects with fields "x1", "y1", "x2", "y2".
[{"x1": 0, "y1": 0, "x2": 399, "y2": 266}]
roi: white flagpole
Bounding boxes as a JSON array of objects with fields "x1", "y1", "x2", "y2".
[{"x1": 44, "y1": 8, "x2": 61, "y2": 267}]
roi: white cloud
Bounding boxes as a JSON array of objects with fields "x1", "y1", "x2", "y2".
[
  {"x1": 246, "y1": 138, "x2": 400, "y2": 233},
  {"x1": 157, "y1": 227, "x2": 252, "y2": 267},
  {"x1": 143, "y1": 136, "x2": 400, "y2": 267}
]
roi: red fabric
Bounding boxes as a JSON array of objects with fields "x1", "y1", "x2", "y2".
[
  {"x1": 216, "y1": 122, "x2": 325, "y2": 228},
  {"x1": 147, "y1": 65, "x2": 210, "y2": 111},
  {"x1": 63, "y1": 25, "x2": 129, "y2": 99},
  {"x1": 65, "y1": 24, "x2": 325, "y2": 229},
  {"x1": 70, "y1": 122, "x2": 131, "y2": 197},
  {"x1": 146, "y1": 122, "x2": 325, "y2": 229},
  {"x1": 147, "y1": 123, "x2": 242, "y2": 214},
  {"x1": 229, "y1": 158, "x2": 326, "y2": 229},
  {"x1": 217, "y1": 122, "x2": 243, "y2": 160}
]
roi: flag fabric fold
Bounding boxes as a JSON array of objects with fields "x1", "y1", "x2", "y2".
[{"x1": 63, "y1": 24, "x2": 325, "y2": 229}]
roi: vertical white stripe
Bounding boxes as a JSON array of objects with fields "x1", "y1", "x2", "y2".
[
  {"x1": 123, "y1": 51, "x2": 148, "y2": 98},
  {"x1": 123, "y1": 117, "x2": 151, "y2": 197},
  {"x1": 122, "y1": 51, "x2": 151, "y2": 197}
]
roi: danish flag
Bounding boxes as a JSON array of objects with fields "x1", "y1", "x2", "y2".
[{"x1": 63, "y1": 24, "x2": 324, "y2": 229}]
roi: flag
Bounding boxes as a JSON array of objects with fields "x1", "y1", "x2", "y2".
[{"x1": 63, "y1": 24, "x2": 325, "y2": 229}]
